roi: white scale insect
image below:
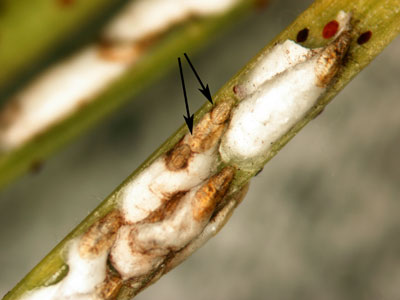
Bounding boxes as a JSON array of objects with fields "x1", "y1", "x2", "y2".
[
  {"x1": 220, "y1": 11, "x2": 352, "y2": 170},
  {"x1": 19, "y1": 10, "x2": 352, "y2": 300}
]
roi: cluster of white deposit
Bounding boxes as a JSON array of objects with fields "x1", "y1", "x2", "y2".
[
  {"x1": 220, "y1": 11, "x2": 351, "y2": 169},
  {"x1": 0, "y1": 0, "x2": 240, "y2": 151},
  {"x1": 20, "y1": 98, "x2": 239, "y2": 300},
  {"x1": 19, "y1": 10, "x2": 352, "y2": 300}
]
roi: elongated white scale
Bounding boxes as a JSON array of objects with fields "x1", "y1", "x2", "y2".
[
  {"x1": 234, "y1": 10, "x2": 351, "y2": 100},
  {"x1": 126, "y1": 184, "x2": 250, "y2": 297},
  {"x1": 111, "y1": 166, "x2": 235, "y2": 279},
  {"x1": 221, "y1": 52, "x2": 325, "y2": 167},
  {"x1": 233, "y1": 40, "x2": 312, "y2": 99},
  {"x1": 18, "y1": 10, "x2": 352, "y2": 300},
  {"x1": 0, "y1": 47, "x2": 129, "y2": 151},
  {"x1": 0, "y1": 0, "x2": 239, "y2": 151},
  {"x1": 221, "y1": 11, "x2": 352, "y2": 169},
  {"x1": 111, "y1": 188, "x2": 202, "y2": 279},
  {"x1": 120, "y1": 148, "x2": 217, "y2": 224},
  {"x1": 104, "y1": 0, "x2": 240, "y2": 43},
  {"x1": 164, "y1": 184, "x2": 249, "y2": 273}
]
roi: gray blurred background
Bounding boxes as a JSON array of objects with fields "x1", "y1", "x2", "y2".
[{"x1": 1, "y1": 0, "x2": 400, "y2": 299}]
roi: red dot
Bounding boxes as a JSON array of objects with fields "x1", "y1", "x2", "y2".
[
  {"x1": 357, "y1": 31, "x2": 372, "y2": 45},
  {"x1": 322, "y1": 20, "x2": 339, "y2": 39}
]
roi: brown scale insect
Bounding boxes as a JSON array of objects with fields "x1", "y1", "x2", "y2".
[
  {"x1": 165, "y1": 142, "x2": 192, "y2": 171},
  {"x1": 165, "y1": 99, "x2": 233, "y2": 171},
  {"x1": 315, "y1": 30, "x2": 352, "y2": 88},
  {"x1": 210, "y1": 99, "x2": 234, "y2": 125},
  {"x1": 187, "y1": 113, "x2": 224, "y2": 153},
  {"x1": 163, "y1": 182, "x2": 249, "y2": 275},
  {"x1": 95, "y1": 274, "x2": 123, "y2": 300},
  {"x1": 192, "y1": 166, "x2": 235, "y2": 222},
  {"x1": 79, "y1": 210, "x2": 123, "y2": 258},
  {"x1": 186, "y1": 99, "x2": 233, "y2": 153}
]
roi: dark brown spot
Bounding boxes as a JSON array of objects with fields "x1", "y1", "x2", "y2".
[
  {"x1": 0, "y1": 99, "x2": 21, "y2": 129},
  {"x1": 357, "y1": 30, "x2": 372, "y2": 45},
  {"x1": 165, "y1": 142, "x2": 192, "y2": 171},
  {"x1": 79, "y1": 210, "x2": 123, "y2": 258},
  {"x1": 30, "y1": 160, "x2": 44, "y2": 174},
  {"x1": 233, "y1": 85, "x2": 239, "y2": 94},
  {"x1": 296, "y1": 28, "x2": 309, "y2": 43},
  {"x1": 322, "y1": 20, "x2": 339, "y2": 39}
]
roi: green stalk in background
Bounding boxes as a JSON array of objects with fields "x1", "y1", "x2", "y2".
[
  {"x1": 0, "y1": 0, "x2": 127, "y2": 92},
  {"x1": 2, "y1": 0, "x2": 399, "y2": 299},
  {"x1": 0, "y1": 0, "x2": 254, "y2": 189}
]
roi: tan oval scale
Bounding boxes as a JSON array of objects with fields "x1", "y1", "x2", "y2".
[
  {"x1": 165, "y1": 142, "x2": 192, "y2": 171},
  {"x1": 192, "y1": 166, "x2": 235, "y2": 222},
  {"x1": 210, "y1": 99, "x2": 234, "y2": 125},
  {"x1": 79, "y1": 210, "x2": 123, "y2": 258},
  {"x1": 315, "y1": 30, "x2": 352, "y2": 87}
]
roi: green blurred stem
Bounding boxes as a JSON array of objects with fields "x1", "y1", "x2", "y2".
[
  {"x1": 0, "y1": 0, "x2": 128, "y2": 91},
  {"x1": 3, "y1": 0, "x2": 399, "y2": 299},
  {"x1": 0, "y1": 0, "x2": 253, "y2": 189}
]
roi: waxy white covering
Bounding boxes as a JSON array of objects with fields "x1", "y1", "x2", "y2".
[
  {"x1": 104, "y1": 0, "x2": 240, "y2": 42},
  {"x1": 0, "y1": 47, "x2": 128, "y2": 150},
  {"x1": 220, "y1": 10, "x2": 352, "y2": 169},
  {"x1": 220, "y1": 46, "x2": 324, "y2": 168},
  {"x1": 121, "y1": 148, "x2": 217, "y2": 224}
]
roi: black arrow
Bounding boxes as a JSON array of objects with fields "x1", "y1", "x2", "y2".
[
  {"x1": 184, "y1": 53, "x2": 213, "y2": 104},
  {"x1": 178, "y1": 57, "x2": 194, "y2": 134}
]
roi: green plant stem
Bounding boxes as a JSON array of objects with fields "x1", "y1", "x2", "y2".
[
  {"x1": 0, "y1": 0, "x2": 253, "y2": 189},
  {"x1": 2, "y1": 0, "x2": 399, "y2": 299},
  {"x1": 0, "y1": 0, "x2": 128, "y2": 92}
]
